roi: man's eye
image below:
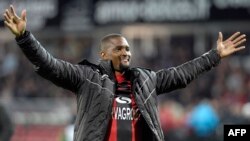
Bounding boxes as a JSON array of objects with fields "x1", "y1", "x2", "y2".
[{"x1": 115, "y1": 48, "x2": 121, "y2": 51}]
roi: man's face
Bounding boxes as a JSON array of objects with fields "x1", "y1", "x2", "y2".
[{"x1": 101, "y1": 37, "x2": 131, "y2": 72}]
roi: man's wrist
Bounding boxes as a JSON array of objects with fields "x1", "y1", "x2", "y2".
[
  {"x1": 15, "y1": 30, "x2": 29, "y2": 43},
  {"x1": 16, "y1": 29, "x2": 26, "y2": 38},
  {"x1": 215, "y1": 48, "x2": 223, "y2": 58}
]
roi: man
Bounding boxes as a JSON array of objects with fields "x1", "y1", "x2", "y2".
[
  {"x1": 3, "y1": 5, "x2": 246, "y2": 141},
  {"x1": 0, "y1": 103, "x2": 13, "y2": 141}
]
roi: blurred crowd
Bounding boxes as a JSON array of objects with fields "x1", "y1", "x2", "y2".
[{"x1": 1, "y1": 32, "x2": 250, "y2": 141}]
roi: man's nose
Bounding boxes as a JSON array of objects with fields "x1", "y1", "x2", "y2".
[{"x1": 121, "y1": 48, "x2": 129, "y2": 56}]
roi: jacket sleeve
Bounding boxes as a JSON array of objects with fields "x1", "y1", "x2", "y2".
[
  {"x1": 156, "y1": 49, "x2": 221, "y2": 94},
  {"x1": 15, "y1": 31, "x2": 89, "y2": 93}
]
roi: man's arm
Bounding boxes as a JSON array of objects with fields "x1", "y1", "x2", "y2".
[
  {"x1": 16, "y1": 31, "x2": 89, "y2": 92},
  {"x1": 3, "y1": 5, "x2": 89, "y2": 92},
  {"x1": 156, "y1": 32, "x2": 246, "y2": 94}
]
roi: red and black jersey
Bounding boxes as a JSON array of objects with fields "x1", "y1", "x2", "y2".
[{"x1": 105, "y1": 73, "x2": 143, "y2": 141}]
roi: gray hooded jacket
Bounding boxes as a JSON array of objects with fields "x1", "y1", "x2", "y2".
[{"x1": 16, "y1": 31, "x2": 221, "y2": 141}]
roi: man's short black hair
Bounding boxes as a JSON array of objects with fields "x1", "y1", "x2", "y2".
[{"x1": 100, "y1": 33, "x2": 124, "y2": 51}]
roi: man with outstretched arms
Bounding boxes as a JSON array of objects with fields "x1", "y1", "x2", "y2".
[{"x1": 3, "y1": 5, "x2": 246, "y2": 141}]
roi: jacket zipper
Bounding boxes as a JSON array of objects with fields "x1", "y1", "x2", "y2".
[
  {"x1": 132, "y1": 76, "x2": 159, "y2": 140},
  {"x1": 101, "y1": 82, "x2": 115, "y2": 141},
  {"x1": 133, "y1": 91, "x2": 158, "y2": 139}
]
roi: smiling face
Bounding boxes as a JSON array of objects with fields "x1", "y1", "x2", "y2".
[{"x1": 100, "y1": 35, "x2": 131, "y2": 72}]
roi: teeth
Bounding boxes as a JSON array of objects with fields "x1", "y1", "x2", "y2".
[{"x1": 121, "y1": 57, "x2": 129, "y2": 62}]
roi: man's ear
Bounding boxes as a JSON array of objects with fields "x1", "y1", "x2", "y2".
[{"x1": 100, "y1": 51, "x2": 105, "y2": 59}]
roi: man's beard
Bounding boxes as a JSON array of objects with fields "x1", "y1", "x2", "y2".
[{"x1": 119, "y1": 63, "x2": 129, "y2": 72}]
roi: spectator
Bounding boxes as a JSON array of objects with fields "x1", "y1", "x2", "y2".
[{"x1": 0, "y1": 103, "x2": 13, "y2": 141}]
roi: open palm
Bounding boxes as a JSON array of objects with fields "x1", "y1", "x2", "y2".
[
  {"x1": 3, "y1": 5, "x2": 27, "y2": 37},
  {"x1": 217, "y1": 32, "x2": 246, "y2": 58}
]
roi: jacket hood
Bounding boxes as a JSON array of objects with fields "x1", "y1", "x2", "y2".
[
  {"x1": 98, "y1": 60, "x2": 116, "y2": 81},
  {"x1": 78, "y1": 59, "x2": 116, "y2": 81}
]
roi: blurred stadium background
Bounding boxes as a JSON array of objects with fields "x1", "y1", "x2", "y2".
[{"x1": 1, "y1": 0, "x2": 250, "y2": 141}]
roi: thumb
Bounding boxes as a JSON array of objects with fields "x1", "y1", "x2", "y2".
[
  {"x1": 21, "y1": 9, "x2": 27, "y2": 21},
  {"x1": 218, "y1": 32, "x2": 223, "y2": 42}
]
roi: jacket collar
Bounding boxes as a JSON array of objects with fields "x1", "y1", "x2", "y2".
[
  {"x1": 79, "y1": 59, "x2": 134, "y2": 81},
  {"x1": 98, "y1": 60, "x2": 116, "y2": 81},
  {"x1": 98, "y1": 60, "x2": 136, "y2": 81}
]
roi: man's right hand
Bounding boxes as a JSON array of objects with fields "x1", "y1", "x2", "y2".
[{"x1": 3, "y1": 5, "x2": 27, "y2": 37}]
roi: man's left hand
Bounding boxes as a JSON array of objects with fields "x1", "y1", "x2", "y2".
[{"x1": 217, "y1": 32, "x2": 246, "y2": 58}]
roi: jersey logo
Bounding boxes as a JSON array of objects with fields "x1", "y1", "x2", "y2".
[{"x1": 115, "y1": 96, "x2": 131, "y2": 104}]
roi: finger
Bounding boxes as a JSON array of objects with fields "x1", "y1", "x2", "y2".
[
  {"x1": 234, "y1": 46, "x2": 245, "y2": 52},
  {"x1": 10, "y1": 5, "x2": 15, "y2": 15},
  {"x1": 4, "y1": 21, "x2": 12, "y2": 29},
  {"x1": 21, "y1": 9, "x2": 27, "y2": 21},
  {"x1": 234, "y1": 39, "x2": 246, "y2": 47},
  {"x1": 232, "y1": 34, "x2": 246, "y2": 44},
  {"x1": 10, "y1": 5, "x2": 19, "y2": 19},
  {"x1": 3, "y1": 14, "x2": 12, "y2": 23},
  {"x1": 218, "y1": 32, "x2": 223, "y2": 42},
  {"x1": 226, "y1": 32, "x2": 240, "y2": 41},
  {"x1": 5, "y1": 9, "x2": 12, "y2": 19}
]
